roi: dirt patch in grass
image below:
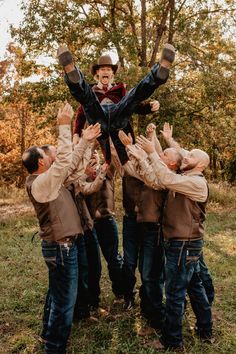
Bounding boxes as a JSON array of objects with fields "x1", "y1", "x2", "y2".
[{"x1": 0, "y1": 202, "x2": 34, "y2": 221}]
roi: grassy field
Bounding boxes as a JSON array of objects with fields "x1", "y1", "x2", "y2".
[{"x1": 0, "y1": 184, "x2": 236, "y2": 353}]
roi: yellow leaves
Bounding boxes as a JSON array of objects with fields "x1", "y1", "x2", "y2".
[{"x1": 0, "y1": 102, "x2": 56, "y2": 184}]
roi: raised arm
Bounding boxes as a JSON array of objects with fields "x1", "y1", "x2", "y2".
[
  {"x1": 136, "y1": 135, "x2": 207, "y2": 202},
  {"x1": 160, "y1": 122, "x2": 181, "y2": 149},
  {"x1": 65, "y1": 123, "x2": 102, "y2": 185},
  {"x1": 134, "y1": 99, "x2": 160, "y2": 115},
  {"x1": 146, "y1": 123, "x2": 163, "y2": 154},
  {"x1": 32, "y1": 104, "x2": 73, "y2": 202},
  {"x1": 78, "y1": 163, "x2": 108, "y2": 195},
  {"x1": 118, "y1": 130, "x2": 163, "y2": 189}
]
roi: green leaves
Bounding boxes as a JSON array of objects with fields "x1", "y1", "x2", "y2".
[{"x1": 1, "y1": 0, "x2": 236, "y2": 183}]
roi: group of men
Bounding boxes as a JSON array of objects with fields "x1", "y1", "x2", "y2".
[{"x1": 22, "y1": 43, "x2": 214, "y2": 353}]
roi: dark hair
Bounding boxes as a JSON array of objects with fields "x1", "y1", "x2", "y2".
[
  {"x1": 41, "y1": 144, "x2": 51, "y2": 154},
  {"x1": 22, "y1": 146, "x2": 43, "y2": 174}
]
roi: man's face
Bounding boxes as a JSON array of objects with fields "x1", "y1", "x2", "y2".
[
  {"x1": 180, "y1": 150, "x2": 199, "y2": 171},
  {"x1": 96, "y1": 66, "x2": 114, "y2": 85},
  {"x1": 48, "y1": 146, "x2": 57, "y2": 164},
  {"x1": 38, "y1": 148, "x2": 51, "y2": 171},
  {"x1": 159, "y1": 148, "x2": 177, "y2": 170}
]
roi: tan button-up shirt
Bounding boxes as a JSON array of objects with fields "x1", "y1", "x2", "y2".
[
  {"x1": 31, "y1": 125, "x2": 73, "y2": 203},
  {"x1": 31, "y1": 126, "x2": 92, "y2": 203},
  {"x1": 123, "y1": 145, "x2": 164, "y2": 190},
  {"x1": 145, "y1": 151, "x2": 208, "y2": 202},
  {"x1": 75, "y1": 169, "x2": 107, "y2": 196}
]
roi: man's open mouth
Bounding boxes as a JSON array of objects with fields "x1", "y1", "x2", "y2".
[{"x1": 102, "y1": 75, "x2": 109, "y2": 79}]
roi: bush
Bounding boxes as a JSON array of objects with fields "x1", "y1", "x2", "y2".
[
  {"x1": 209, "y1": 183, "x2": 236, "y2": 207},
  {"x1": 225, "y1": 155, "x2": 236, "y2": 183}
]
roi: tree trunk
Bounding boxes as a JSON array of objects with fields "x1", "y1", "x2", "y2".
[
  {"x1": 140, "y1": 0, "x2": 147, "y2": 67},
  {"x1": 149, "y1": 1, "x2": 171, "y2": 67},
  {"x1": 19, "y1": 106, "x2": 26, "y2": 186},
  {"x1": 168, "y1": 0, "x2": 175, "y2": 44}
]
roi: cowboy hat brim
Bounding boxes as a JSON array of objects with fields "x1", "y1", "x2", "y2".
[{"x1": 91, "y1": 63, "x2": 119, "y2": 76}]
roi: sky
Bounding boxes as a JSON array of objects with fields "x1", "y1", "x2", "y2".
[
  {"x1": 0, "y1": 0, "x2": 23, "y2": 60},
  {"x1": 0, "y1": 0, "x2": 118, "y2": 64}
]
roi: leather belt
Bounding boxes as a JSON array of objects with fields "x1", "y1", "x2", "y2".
[{"x1": 57, "y1": 235, "x2": 77, "y2": 245}]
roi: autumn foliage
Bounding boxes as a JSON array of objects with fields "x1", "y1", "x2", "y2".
[{"x1": 1, "y1": 0, "x2": 236, "y2": 185}]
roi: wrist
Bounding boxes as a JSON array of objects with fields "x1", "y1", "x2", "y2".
[{"x1": 166, "y1": 137, "x2": 173, "y2": 143}]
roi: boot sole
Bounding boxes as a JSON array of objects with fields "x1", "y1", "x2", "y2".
[{"x1": 58, "y1": 51, "x2": 73, "y2": 67}]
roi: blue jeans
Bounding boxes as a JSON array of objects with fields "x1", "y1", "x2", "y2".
[
  {"x1": 65, "y1": 63, "x2": 168, "y2": 132},
  {"x1": 139, "y1": 222, "x2": 165, "y2": 329},
  {"x1": 94, "y1": 216, "x2": 124, "y2": 296},
  {"x1": 161, "y1": 240, "x2": 213, "y2": 349},
  {"x1": 198, "y1": 253, "x2": 214, "y2": 306},
  {"x1": 122, "y1": 214, "x2": 140, "y2": 300},
  {"x1": 41, "y1": 240, "x2": 78, "y2": 354},
  {"x1": 84, "y1": 228, "x2": 102, "y2": 307},
  {"x1": 122, "y1": 216, "x2": 164, "y2": 326},
  {"x1": 74, "y1": 235, "x2": 90, "y2": 320}
]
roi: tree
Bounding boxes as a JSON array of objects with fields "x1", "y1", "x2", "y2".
[
  {"x1": 0, "y1": 44, "x2": 57, "y2": 185},
  {"x1": 3, "y1": 0, "x2": 236, "y2": 182}
]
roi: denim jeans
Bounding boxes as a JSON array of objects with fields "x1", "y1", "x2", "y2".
[
  {"x1": 161, "y1": 239, "x2": 213, "y2": 349},
  {"x1": 138, "y1": 222, "x2": 165, "y2": 329},
  {"x1": 122, "y1": 214, "x2": 141, "y2": 301},
  {"x1": 74, "y1": 235, "x2": 90, "y2": 320},
  {"x1": 198, "y1": 253, "x2": 214, "y2": 306},
  {"x1": 84, "y1": 228, "x2": 102, "y2": 307},
  {"x1": 41, "y1": 239, "x2": 78, "y2": 354},
  {"x1": 122, "y1": 216, "x2": 164, "y2": 325},
  {"x1": 65, "y1": 63, "x2": 168, "y2": 133},
  {"x1": 94, "y1": 216, "x2": 124, "y2": 296}
]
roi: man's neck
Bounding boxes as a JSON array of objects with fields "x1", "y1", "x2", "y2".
[
  {"x1": 32, "y1": 167, "x2": 47, "y2": 175},
  {"x1": 183, "y1": 168, "x2": 203, "y2": 176},
  {"x1": 97, "y1": 82, "x2": 113, "y2": 90}
]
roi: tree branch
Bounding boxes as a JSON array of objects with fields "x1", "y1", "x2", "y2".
[
  {"x1": 168, "y1": 0, "x2": 175, "y2": 44},
  {"x1": 149, "y1": 1, "x2": 171, "y2": 67},
  {"x1": 140, "y1": 0, "x2": 147, "y2": 67}
]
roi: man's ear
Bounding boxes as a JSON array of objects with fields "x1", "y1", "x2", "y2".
[
  {"x1": 169, "y1": 161, "x2": 177, "y2": 171},
  {"x1": 38, "y1": 158, "x2": 44, "y2": 167},
  {"x1": 197, "y1": 160, "x2": 205, "y2": 169}
]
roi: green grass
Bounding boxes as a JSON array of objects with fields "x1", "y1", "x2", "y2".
[{"x1": 0, "y1": 185, "x2": 236, "y2": 353}]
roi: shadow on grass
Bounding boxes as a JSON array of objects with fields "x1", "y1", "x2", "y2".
[{"x1": 1, "y1": 212, "x2": 236, "y2": 353}]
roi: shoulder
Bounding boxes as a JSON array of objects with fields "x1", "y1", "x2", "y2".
[{"x1": 114, "y1": 82, "x2": 126, "y2": 89}]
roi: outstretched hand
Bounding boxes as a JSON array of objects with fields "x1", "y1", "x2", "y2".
[
  {"x1": 118, "y1": 130, "x2": 133, "y2": 146},
  {"x1": 150, "y1": 100, "x2": 160, "y2": 112},
  {"x1": 100, "y1": 162, "x2": 109, "y2": 174},
  {"x1": 127, "y1": 145, "x2": 143, "y2": 161},
  {"x1": 136, "y1": 135, "x2": 155, "y2": 154},
  {"x1": 82, "y1": 123, "x2": 101, "y2": 142},
  {"x1": 146, "y1": 123, "x2": 156, "y2": 141},
  {"x1": 160, "y1": 122, "x2": 173, "y2": 141},
  {"x1": 57, "y1": 103, "x2": 74, "y2": 125}
]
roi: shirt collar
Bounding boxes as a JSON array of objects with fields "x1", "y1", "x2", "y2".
[
  {"x1": 182, "y1": 170, "x2": 204, "y2": 177},
  {"x1": 97, "y1": 81, "x2": 113, "y2": 91}
]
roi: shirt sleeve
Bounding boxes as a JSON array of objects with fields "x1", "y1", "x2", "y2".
[
  {"x1": 148, "y1": 151, "x2": 208, "y2": 202},
  {"x1": 165, "y1": 137, "x2": 188, "y2": 158},
  {"x1": 66, "y1": 138, "x2": 91, "y2": 178},
  {"x1": 123, "y1": 160, "x2": 142, "y2": 180},
  {"x1": 78, "y1": 170, "x2": 106, "y2": 195},
  {"x1": 138, "y1": 158, "x2": 164, "y2": 190},
  {"x1": 31, "y1": 125, "x2": 72, "y2": 203}
]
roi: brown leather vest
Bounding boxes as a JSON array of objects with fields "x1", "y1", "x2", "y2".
[
  {"x1": 163, "y1": 191, "x2": 207, "y2": 241},
  {"x1": 75, "y1": 193, "x2": 94, "y2": 231},
  {"x1": 136, "y1": 185, "x2": 166, "y2": 223},
  {"x1": 122, "y1": 175, "x2": 143, "y2": 215},
  {"x1": 86, "y1": 176, "x2": 115, "y2": 219},
  {"x1": 26, "y1": 175, "x2": 83, "y2": 241}
]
